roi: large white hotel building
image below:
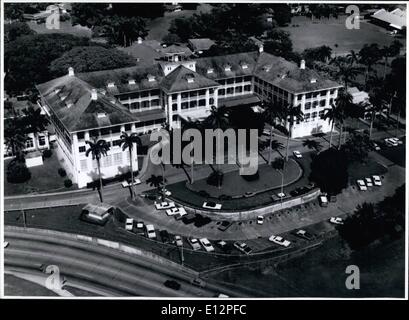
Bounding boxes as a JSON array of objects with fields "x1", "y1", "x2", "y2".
[{"x1": 37, "y1": 47, "x2": 341, "y2": 188}]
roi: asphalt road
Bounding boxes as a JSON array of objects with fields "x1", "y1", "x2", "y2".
[{"x1": 4, "y1": 229, "x2": 234, "y2": 297}]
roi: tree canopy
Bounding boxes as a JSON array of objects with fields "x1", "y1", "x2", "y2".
[
  {"x1": 5, "y1": 21, "x2": 35, "y2": 43},
  {"x1": 49, "y1": 46, "x2": 136, "y2": 76},
  {"x1": 5, "y1": 33, "x2": 90, "y2": 94}
]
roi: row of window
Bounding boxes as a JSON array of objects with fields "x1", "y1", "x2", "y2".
[
  {"x1": 303, "y1": 110, "x2": 326, "y2": 122},
  {"x1": 118, "y1": 89, "x2": 160, "y2": 101},
  {"x1": 173, "y1": 89, "x2": 214, "y2": 100},
  {"x1": 25, "y1": 136, "x2": 47, "y2": 149},
  {"x1": 217, "y1": 76, "x2": 252, "y2": 85},
  {"x1": 128, "y1": 99, "x2": 160, "y2": 111},
  {"x1": 300, "y1": 89, "x2": 336, "y2": 100},
  {"x1": 219, "y1": 85, "x2": 251, "y2": 96},
  {"x1": 79, "y1": 152, "x2": 130, "y2": 171}
]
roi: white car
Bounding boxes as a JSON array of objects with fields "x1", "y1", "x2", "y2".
[
  {"x1": 125, "y1": 218, "x2": 134, "y2": 231},
  {"x1": 166, "y1": 207, "x2": 186, "y2": 216},
  {"x1": 199, "y1": 238, "x2": 215, "y2": 252},
  {"x1": 269, "y1": 235, "x2": 291, "y2": 247},
  {"x1": 365, "y1": 177, "x2": 373, "y2": 187},
  {"x1": 257, "y1": 215, "x2": 264, "y2": 225},
  {"x1": 356, "y1": 180, "x2": 367, "y2": 191},
  {"x1": 277, "y1": 192, "x2": 286, "y2": 198},
  {"x1": 202, "y1": 202, "x2": 222, "y2": 210},
  {"x1": 390, "y1": 137, "x2": 402, "y2": 145},
  {"x1": 155, "y1": 201, "x2": 175, "y2": 210},
  {"x1": 372, "y1": 142, "x2": 381, "y2": 151},
  {"x1": 329, "y1": 217, "x2": 344, "y2": 225},
  {"x1": 121, "y1": 178, "x2": 141, "y2": 188},
  {"x1": 145, "y1": 224, "x2": 156, "y2": 239},
  {"x1": 293, "y1": 150, "x2": 302, "y2": 158},
  {"x1": 174, "y1": 235, "x2": 183, "y2": 247},
  {"x1": 385, "y1": 138, "x2": 398, "y2": 147},
  {"x1": 188, "y1": 238, "x2": 201, "y2": 251},
  {"x1": 4, "y1": 241, "x2": 9, "y2": 249},
  {"x1": 372, "y1": 175, "x2": 382, "y2": 186}
]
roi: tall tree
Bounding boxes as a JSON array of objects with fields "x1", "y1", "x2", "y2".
[
  {"x1": 280, "y1": 103, "x2": 303, "y2": 161},
  {"x1": 330, "y1": 56, "x2": 361, "y2": 89},
  {"x1": 358, "y1": 43, "x2": 381, "y2": 89},
  {"x1": 85, "y1": 138, "x2": 110, "y2": 202},
  {"x1": 21, "y1": 106, "x2": 50, "y2": 152},
  {"x1": 381, "y1": 40, "x2": 403, "y2": 79},
  {"x1": 366, "y1": 88, "x2": 388, "y2": 139},
  {"x1": 302, "y1": 139, "x2": 322, "y2": 153},
  {"x1": 120, "y1": 132, "x2": 141, "y2": 199}
]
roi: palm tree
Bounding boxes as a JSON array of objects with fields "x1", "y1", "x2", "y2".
[
  {"x1": 181, "y1": 119, "x2": 203, "y2": 184},
  {"x1": 366, "y1": 88, "x2": 388, "y2": 139},
  {"x1": 302, "y1": 139, "x2": 322, "y2": 153},
  {"x1": 262, "y1": 99, "x2": 285, "y2": 164},
  {"x1": 203, "y1": 105, "x2": 229, "y2": 188},
  {"x1": 21, "y1": 106, "x2": 49, "y2": 152},
  {"x1": 331, "y1": 56, "x2": 361, "y2": 89},
  {"x1": 272, "y1": 157, "x2": 285, "y2": 205},
  {"x1": 381, "y1": 41, "x2": 402, "y2": 79},
  {"x1": 120, "y1": 131, "x2": 142, "y2": 199},
  {"x1": 358, "y1": 44, "x2": 381, "y2": 89},
  {"x1": 146, "y1": 174, "x2": 165, "y2": 197},
  {"x1": 323, "y1": 89, "x2": 352, "y2": 149},
  {"x1": 85, "y1": 138, "x2": 110, "y2": 202},
  {"x1": 281, "y1": 103, "x2": 303, "y2": 161}
]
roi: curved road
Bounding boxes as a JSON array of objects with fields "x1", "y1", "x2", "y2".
[{"x1": 4, "y1": 229, "x2": 241, "y2": 297}]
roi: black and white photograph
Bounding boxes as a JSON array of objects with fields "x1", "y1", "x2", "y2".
[{"x1": 1, "y1": 0, "x2": 407, "y2": 306}]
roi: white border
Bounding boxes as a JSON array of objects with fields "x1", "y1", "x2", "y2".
[{"x1": 1, "y1": 0, "x2": 408, "y2": 301}]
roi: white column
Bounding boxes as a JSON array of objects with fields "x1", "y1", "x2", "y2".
[
  {"x1": 167, "y1": 95, "x2": 173, "y2": 127},
  {"x1": 84, "y1": 131, "x2": 92, "y2": 170},
  {"x1": 131, "y1": 123, "x2": 138, "y2": 171},
  {"x1": 177, "y1": 93, "x2": 181, "y2": 112},
  {"x1": 213, "y1": 88, "x2": 218, "y2": 108},
  {"x1": 205, "y1": 89, "x2": 210, "y2": 107}
]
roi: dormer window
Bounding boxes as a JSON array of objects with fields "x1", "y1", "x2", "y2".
[
  {"x1": 97, "y1": 112, "x2": 107, "y2": 118},
  {"x1": 66, "y1": 102, "x2": 73, "y2": 108},
  {"x1": 241, "y1": 62, "x2": 248, "y2": 69},
  {"x1": 207, "y1": 68, "x2": 214, "y2": 74},
  {"x1": 60, "y1": 95, "x2": 67, "y2": 101},
  {"x1": 310, "y1": 78, "x2": 317, "y2": 84},
  {"x1": 224, "y1": 64, "x2": 231, "y2": 72},
  {"x1": 187, "y1": 75, "x2": 195, "y2": 83},
  {"x1": 107, "y1": 81, "x2": 115, "y2": 88},
  {"x1": 147, "y1": 74, "x2": 156, "y2": 82},
  {"x1": 128, "y1": 79, "x2": 136, "y2": 85}
]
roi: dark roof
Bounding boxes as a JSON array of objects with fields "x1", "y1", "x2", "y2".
[
  {"x1": 77, "y1": 65, "x2": 164, "y2": 94},
  {"x1": 159, "y1": 44, "x2": 193, "y2": 56},
  {"x1": 253, "y1": 52, "x2": 342, "y2": 93},
  {"x1": 195, "y1": 52, "x2": 259, "y2": 80},
  {"x1": 160, "y1": 65, "x2": 220, "y2": 93},
  {"x1": 36, "y1": 75, "x2": 140, "y2": 132},
  {"x1": 188, "y1": 38, "x2": 216, "y2": 52},
  {"x1": 118, "y1": 43, "x2": 161, "y2": 66},
  {"x1": 218, "y1": 94, "x2": 261, "y2": 108}
]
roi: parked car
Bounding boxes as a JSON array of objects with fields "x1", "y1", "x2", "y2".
[
  {"x1": 293, "y1": 150, "x2": 302, "y2": 158},
  {"x1": 329, "y1": 217, "x2": 344, "y2": 225},
  {"x1": 121, "y1": 178, "x2": 141, "y2": 188},
  {"x1": 372, "y1": 175, "x2": 382, "y2": 186},
  {"x1": 269, "y1": 235, "x2": 291, "y2": 247},
  {"x1": 202, "y1": 201, "x2": 222, "y2": 210},
  {"x1": 277, "y1": 192, "x2": 286, "y2": 198},
  {"x1": 371, "y1": 142, "x2": 381, "y2": 151},
  {"x1": 319, "y1": 195, "x2": 328, "y2": 207},
  {"x1": 166, "y1": 207, "x2": 185, "y2": 216},
  {"x1": 159, "y1": 230, "x2": 171, "y2": 243},
  {"x1": 389, "y1": 137, "x2": 402, "y2": 145},
  {"x1": 384, "y1": 138, "x2": 398, "y2": 147},
  {"x1": 262, "y1": 128, "x2": 271, "y2": 136},
  {"x1": 194, "y1": 214, "x2": 211, "y2": 227},
  {"x1": 356, "y1": 179, "x2": 367, "y2": 191},
  {"x1": 365, "y1": 177, "x2": 373, "y2": 187},
  {"x1": 164, "y1": 280, "x2": 181, "y2": 290},
  {"x1": 293, "y1": 229, "x2": 313, "y2": 241},
  {"x1": 155, "y1": 201, "x2": 175, "y2": 210},
  {"x1": 174, "y1": 235, "x2": 183, "y2": 247},
  {"x1": 181, "y1": 213, "x2": 196, "y2": 224},
  {"x1": 125, "y1": 218, "x2": 134, "y2": 231},
  {"x1": 191, "y1": 278, "x2": 206, "y2": 288},
  {"x1": 145, "y1": 224, "x2": 156, "y2": 239},
  {"x1": 199, "y1": 238, "x2": 215, "y2": 252},
  {"x1": 188, "y1": 238, "x2": 201, "y2": 251},
  {"x1": 135, "y1": 221, "x2": 144, "y2": 233},
  {"x1": 218, "y1": 220, "x2": 233, "y2": 231},
  {"x1": 257, "y1": 215, "x2": 264, "y2": 225},
  {"x1": 174, "y1": 210, "x2": 189, "y2": 221},
  {"x1": 233, "y1": 242, "x2": 253, "y2": 255}
]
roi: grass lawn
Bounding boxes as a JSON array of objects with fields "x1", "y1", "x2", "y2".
[
  {"x1": 282, "y1": 15, "x2": 406, "y2": 55},
  {"x1": 4, "y1": 150, "x2": 77, "y2": 196},
  {"x1": 188, "y1": 159, "x2": 302, "y2": 198},
  {"x1": 4, "y1": 274, "x2": 58, "y2": 297},
  {"x1": 378, "y1": 141, "x2": 406, "y2": 167},
  {"x1": 347, "y1": 158, "x2": 388, "y2": 183},
  {"x1": 167, "y1": 154, "x2": 314, "y2": 210}
]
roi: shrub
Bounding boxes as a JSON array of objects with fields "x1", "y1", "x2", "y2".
[
  {"x1": 64, "y1": 179, "x2": 73, "y2": 188},
  {"x1": 198, "y1": 190, "x2": 210, "y2": 198},
  {"x1": 43, "y1": 149, "x2": 52, "y2": 158},
  {"x1": 58, "y1": 168, "x2": 67, "y2": 177},
  {"x1": 242, "y1": 171, "x2": 259, "y2": 181},
  {"x1": 219, "y1": 194, "x2": 232, "y2": 200},
  {"x1": 7, "y1": 160, "x2": 31, "y2": 183}
]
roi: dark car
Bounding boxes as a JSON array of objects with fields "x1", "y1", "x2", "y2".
[
  {"x1": 194, "y1": 214, "x2": 211, "y2": 227},
  {"x1": 159, "y1": 230, "x2": 171, "y2": 243},
  {"x1": 218, "y1": 220, "x2": 233, "y2": 231},
  {"x1": 293, "y1": 229, "x2": 314, "y2": 241},
  {"x1": 182, "y1": 213, "x2": 196, "y2": 224},
  {"x1": 164, "y1": 280, "x2": 181, "y2": 290}
]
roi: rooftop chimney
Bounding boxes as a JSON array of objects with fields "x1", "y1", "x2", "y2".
[
  {"x1": 300, "y1": 60, "x2": 306, "y2": 70},
  {"x1": 137, "y1": 37, "x2": 143, "y2": 44},
  {"x1": 91, "y1": 89, "x2": 98, "y2": 100},
  {"x1": 68, "y1": 67, "x2": 74, "y2": 76},
  {"x1": 258, "y1": 44, "x2": 264, "y2": 53}
]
